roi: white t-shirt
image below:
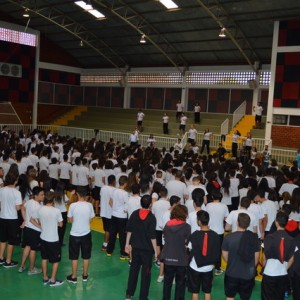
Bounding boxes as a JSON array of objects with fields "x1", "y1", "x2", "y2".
[
  {"x1": 71, "y1": 165, "x2": 80, "y2": 185},
  {"x1": 39, "y1": 156, "x2": 49, "y2": 172},
  {"x1": 187, "y1": 210, "x2": 201, "y2": 233},
  {"x1": 24, "y1": 199, "x2": 41, "y2": 232},
  {"x1": 188, "y1": 129, "x2": 197, "y2": 140},
  {"x1": 176, "y1": 103, "x2": 183, "y2": 112},
  {"x1": 127, "y1": 195, "x2": 141, "y2": 218},
  {"x1": 137, "y1": 112, "x2": 145, "y2": 121},
  {"x1": 180, "y1": 116, "x2": 188, "y2": 125},
  {"x1": 100, "y1": 185, "x2": 115, "y2": 219},
  {"x1": 248, "y1": 203, "x2": 264, "y2": 238},
  {"x1": 78, "y1": 165, "x2": 89, "y2": 186},
  {"x1": 54, "y1": 194, "x2": 69, "y2": 213},
  {"x1": 194, "y1": 105, "x2": 200, "y2": 113},
  {"x1": 111, "y1": 188, "x2": 129, "y2": 219},
  {"x1": 221, "y1": 187, "x2": 232, "y2": 205},
  {"x1": 94, "y1": 168, "x2": 106, "y2": 187},
  {"x1": 68, "y1": 201, "x2": 95, "y2": 236},
  {"x1": 28, "y1": 154, "x2": 39, "y2": 170},
  {"x1": 226, "y1": 208, "x2": 257, "y2": 232},
  {"x1": 0, "y1": 187, "x2": 22, "y2": 219},
  {"x1": 160, "y1": 210, "x2": 171, "y2": 230},
  {"x1": 279, "y1": 183, "x2": 298, "y2": 197},
  {"x1": 256, "y1": 105, "x2": 263, "y2": 116},
  {"x1": 206, "y1": 202, "x2": 229, "y2": 234},
  {"x1": 59, "y1": 161, "x2": 72, "y2": 180},
  {"x1": 163, "y1": 116, "x2": 169, "y2": 123},
  {"x1": 260, "y1": 200, "x2": 278, "y2": 231},
  {"x1": 166, "y1": 180, "x2": 188, "y2": 204},
  {"x1": 49, "y1": 164, "x2": 59, "y2": 180},
  {"x1": 151, "y1": 198, "x2": 170, "y2": 230},
  {"x1": 230, "y1": 178, "x2": 239, "y2": 197},
  {"x1": 38, "y1": 206, "x2": 63, "y2": 242},
  {"x1": 203, "y1": 132, "x2": 212, "y2": 141}
]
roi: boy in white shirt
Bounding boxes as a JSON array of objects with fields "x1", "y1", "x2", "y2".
[
  {"x1": 37, "y1": 191, "x2": 63, "y2": 287},
  {"x1": 19, "y1": 187, "x2": 44, "y2": 275},
  {"x1": 127, "y1": 184, "x2": 141, "y2": 218},
  {"x1": 67, "y1": 187, "x2": 95, "y2": 284},
  {"x1": 106, "y1": 176, "x2": 129, "y2": 259},
  {"x1": 100, "y1": 175, "x2": 116, "y2": 251},
  {"x1": 0, "y1": 171, "x2": 22, "y2": 268}
]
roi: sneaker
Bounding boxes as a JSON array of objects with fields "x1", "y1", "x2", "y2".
[
  {"x1": 82, "y1": 274, "x2": 88, "y2": 282},
  {"x1": 106, "y1": 253, "x2": 112, "y2": 257},
  {"x1": 18, "y1": 266, "x2": 26, "y2": 273},
  {"x1": 120, "y1": 255, "x2": 130, "y2": 261},
  {"x1": 3, "y1": 260, "x2": 18, "y2": 268},
  {"x1": 42, "y1": 278, "x2": 50, "y2": 285},
  {"x1": 157, "y1": 275, "x2": 164, "y2": 283},
  {"x1": 49, "y1": 279, "x2": 64, "y2": 287},
  {"x1": 28, "y1": 267, "x2": 42, "y2": 275},
  {"x1": 0, "y1": 258, "x2": 5, "y2": 265},
  {"x1": 67, "y1": 275, "x2": 77, "y2": 284},
  {"x1": 215, "y1": 269, "x2": 224, "y2": 276}
]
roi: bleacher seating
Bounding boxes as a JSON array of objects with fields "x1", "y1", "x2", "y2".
[{"x1": 66, "y1": 107, "x2": 233, "y2": 137}]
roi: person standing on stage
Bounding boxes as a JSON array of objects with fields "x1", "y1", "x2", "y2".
[
  {"x1": 200, "y1": 128, "x2": 212, "y2": 155},
  {"x1": 231, "y1": 130, "x2": 240, "y2": 158},
  {"x1": 253, "y1": 102, "x2": 263, "y2": 128},
  {"x1": 162, "y1": 113, "x2": 169, "y2": 134},
  {"x1": 194, "y1": 103, "x2": 201, "y2": 124},
  {"x1": 176, "y1": 100, "x2": 184, "y2": 122},
  {"x1": 137, "y1": 109, "x2": 145, "y2": 132}
]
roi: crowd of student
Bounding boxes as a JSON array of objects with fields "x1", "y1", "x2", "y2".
[{"x1": 0, "y1": 126, "x2": 300, "y2": 300}]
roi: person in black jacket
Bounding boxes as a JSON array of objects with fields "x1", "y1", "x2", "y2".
[
  {"x1": 160, "y1": 204, "x2": 191, "y2": 300},
  {"x1": 125, "y1": 195, "x2": 157, "y2": 300},
  {"x1": 187, "y1": 210, "x2": 220, "y2": 300}
]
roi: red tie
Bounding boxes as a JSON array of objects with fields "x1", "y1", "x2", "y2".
[
  {"x1": 279, "y1": 237, "x2": 284, "y2": 263},
  {"x1": 202, "y1": 233, "x2": 208, "y2": 256}
]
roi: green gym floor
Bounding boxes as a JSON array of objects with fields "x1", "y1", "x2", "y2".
[{"x1": 0, "y1": 228, "x2": 292, "y2": 300}]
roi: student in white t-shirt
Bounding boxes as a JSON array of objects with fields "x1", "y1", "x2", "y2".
[
  {"x1": 253, "y1": 102, "x2": 263, "y2": 127},
  {"x1": 28, "y1": 147, "x2": 39, "y2": 171},
  {"x1": 59, "y1": 154, "x2": 72, "y2": 190},
  {"x1": 162, "y1": 113, "x2": 169, "y2": 134},
  {"x1": 137, "y1": 109, "x2": 145, "y2": 132},
  {"x1": 77, "y1": 158, "x2": 90, "y2": 195},
  {"x1": 19, "y1": 186, "x2": 44, "y2": 274},
  {"x1": 39, "y1": 150, "x2": 49, "y2": 172},
  {"x1": 179, "y1": 113, "x2": 188, "y2": 135},
  {"x1": 176, "y1": 100, "x2": 183, "y2": 122},
  {"x1": 166, "y1": 170, "x2": 188, "y2": 205},
  {"x1": 187, "y1": 124, "x2": 197, "y2": 145},
  {"x1": 100, "y1": 175, "x2": 116, "y2": 251},
  {"x1": 0, "y1": 171, "x2": 22, "y2": 268},
  {"x1": 37, "y1": 191, "x2": 63, "y2": 287},
  {"x1": 91, "y1": 162, "x2": 105, "y2": 217},
  {"x1": 67, "y1": 187, "x2": 95, "y2": 284},
  {"x1": 226, "y1": 197, "x2": 258, "y2": 234},
  {"x1": 49, "y1": 157, "x2": 60, "y2": 190},
  {"x1": 206, "y1": 189, "x2": 229, "y2": 275},
  {"x1": 127, "y1": 184, "x2": 141, "y2": 218},
  {"x1": 187, "y1": 188, "x2": 206, "y2": 234}
]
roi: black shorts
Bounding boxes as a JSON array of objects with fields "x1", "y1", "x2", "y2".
[
  {"x1": 137, "y1": 121, "x2": 142, "y2": 126},
  {"x1": 179, "y1": 124, "x2": 186, "y2": 131},
  {"x1": 23, "y1": 227, "x2": 41, "y2": 251},
  {"x1": 156, "y1": 230, "x2": 163, "y2": 247},
  {"x1": 187, "y1": 138, "x2": 195, "y2": 144},
  {"x1": 102, "y1": 217, "x2": 111, "y2": 232},
  {"x1": 40, "y1": 240, "x2": 61, "y2": 263},
  {"x1": 224, "y1": 274, "x2": 255, "y2": 300},
  {"x1": 0, "y1": 218, "x2": 19, "y2": 245},
  {"x1": 69, "y1": 232, "x2": 92, "y2": 260},
  {"x1": 92, "y1": 186, "x2": 101, "y2": 201},
  {"x1": 187, "y1": 266, "x2": 213, "y2": 294},
  {"x1": 255, "y1": 115, "x2": 262, "y2": 122}
]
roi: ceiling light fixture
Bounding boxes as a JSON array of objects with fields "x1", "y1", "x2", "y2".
[
  {"x1": 219, "y1": 27, "x2": 226, "y2": 38},
  {"x1": 159, "y1": 0, "x2": 178, "y2": 10},
  {"x1": 23, "y1": 8, "x2": 30, "y2": 18},
  {"x1": 74, "y1": 1, "x2": 105, "y2": 19},
  {"x1": 140, "y1": 34, "x2": 146, "y2": 44}
]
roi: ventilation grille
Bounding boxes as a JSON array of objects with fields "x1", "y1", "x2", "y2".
[{"x1": 0, "y1": 63, "x2": 22, "y2": 78}]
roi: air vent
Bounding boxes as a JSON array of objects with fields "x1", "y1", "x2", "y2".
[{"x1": 0, "y1": 63, "x2": 22, "y2": 78}]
